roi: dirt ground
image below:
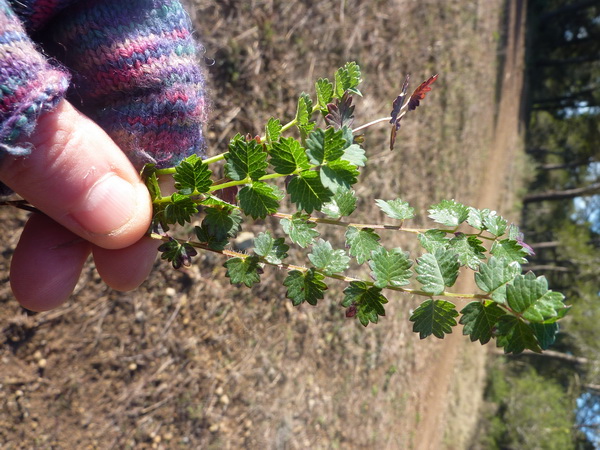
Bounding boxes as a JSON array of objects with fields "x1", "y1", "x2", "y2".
[{"x1": 0, "y1": 0, "x2": 526, "y2": 448}]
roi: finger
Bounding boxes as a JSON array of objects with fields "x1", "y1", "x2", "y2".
[
  {"x1": 0, "y1": 100, "x2": 152, "y2": 250},
  {"x1": 92, "y1": 237, "x2": 159, "y2": 291},
  {"x1": 10, "y1": 213, "x2": 92, "y2": 312}
]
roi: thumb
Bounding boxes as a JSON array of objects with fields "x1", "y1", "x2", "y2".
[{"x1": 0, "y1": 100, "x2": 152, "y2": 249}]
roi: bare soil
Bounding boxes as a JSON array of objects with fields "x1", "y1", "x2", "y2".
[{"x1": 0, "y1": 1, "x2": 526, "y2": 448}]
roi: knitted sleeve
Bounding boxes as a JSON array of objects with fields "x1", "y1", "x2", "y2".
[
  {"x1": 0, "y1": 0, "x2": 70, "y2": 157},
  {"x1": 47, "y1": 0, "x2": 208, "y2": 168},
  {"x1": 1, "y1": 0, "x2": 207, "y2": 169}
]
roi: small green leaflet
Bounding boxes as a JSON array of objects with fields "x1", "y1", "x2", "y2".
[
  {"x1": 448, "y1": 233, "x2": 486, "y2": 270},
  {"x1": 202, "y1": 207, "x2": 242, "y2": 241},
  {"x1": 224, "y1": 256, "x2": 263, "y2": 288},
  {"x1": 334, "y1": 61, "x2": 362, "y2": 98},
  {"x1": 369, "y1": 246, "x2": 413, "y2": 288},
  {"x1": 415, "y1": 248, "x2": 460, "y2": 295},
  {"x1": 342, "y1": 281, "x2": 388, "y2": 327},
  {"x1": 495, "y1": 315, "x2": 542, "y2": 354},
  {"x1": 238, "y1": 182, "x2": 282, "y2": 219},
  {"x1": 163, "y1": 193, "x2": 198, "y2": 225},
  {"x1": 265, "y1": 117, "x2": 282, "y2": 146},
  {"x1": 306, "y1": 127, "x2": 346, "y2": 165},
  {"x1": 284, "y1": 269, "x2": 327, "y2": 306},
  {"x1": 158, "y1": 239, "x2": 197, "y2": 270},
  {"x1": 269, "y1": 137, "x2": 311, "y2": 175},
  {"x1": 308, "y1": 239, "x2": 350, "y2": 275},
  {"x1": 345, "y1": 227, "x2": 381, "y2": 264},
  {"x1": 428, "y1": 199, "x2": 469, "y2": 227},
  {"x1": 225, "y1": 135, "x2": 268, "y2": 181},
  {"x1": 281, "y1": 213, "x2": 320, "y2": 248},
  {"x1": 418, "y1": 229, "x2": 449, "y2": 253},
  {"x1": 530, "y1": 322, "x2": 559, "y2": 350},
  {"x1": 475, "y1": 257, "x2": 521, "y2": 304},
  {"x1": 195, "y1": 225, "x2": 228, "y2": 251},
  {"x1": 173, "y1": 154, "x2": 213, "y2": 195},
  {"x1": 459, "y1": 301, "x2": 505, "y2": 345},
  {"x1": 253, "y1": 231, "x2": 289, "y2": 265},
  {"x1": 340, "y1": 126, "x2": 366, "y2": 167},
  {"x1": 320, "y1": 187, "x2": 357, "y2": 219},
  {"x1": 315, "y1": 78, "x2": 334, "y2": 109},
  {"x1": 467, "y1": 208, "x2": 507, "y2": 236},
  {"x1": 375, "y1": 198, "x2": 415, "y2": 220},
  {"x1": 410, "y1": 299, "x2": 459, "y2": 339},
  {"x1": 506, "y1": 272, "x2": 567, "y2": 323},
  {"x1": 319, "y1": 160, "x2": 359, "y2": 191},
  {"x1": 287, "y1": 171, "x2": 333, "y2": 213},
  {"x1": 143, "y1": 166, "x2": 161, "y2": 202},
  {"x1": 490, "y1": 239, "x2": 529, "y2": 264},
  {"x1": 296, "y1": 92, "x2": 315, "y2": 135}
]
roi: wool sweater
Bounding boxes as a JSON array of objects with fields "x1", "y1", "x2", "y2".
[{"x1": 0, "y1": 0, "x2": 207, "y2": 169}]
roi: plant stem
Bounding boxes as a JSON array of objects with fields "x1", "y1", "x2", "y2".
[{"x1": 148, "y1": 233, "x2": 491, "y2": 301}]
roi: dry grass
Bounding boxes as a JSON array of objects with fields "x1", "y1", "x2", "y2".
[{"x1": 0, "y1": 1, "x2": 524, "y2": 448}]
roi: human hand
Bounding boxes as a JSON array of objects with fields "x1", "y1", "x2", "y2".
[{"x1": 1, "y1": 100, "x2": 157, "y2": 312}]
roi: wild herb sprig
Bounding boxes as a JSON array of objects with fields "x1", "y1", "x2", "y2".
[{"x1": 143, "y1": 62, "x2": 569, "y2": 355}]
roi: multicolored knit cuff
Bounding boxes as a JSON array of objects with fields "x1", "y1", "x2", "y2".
[
  {"x1": 49, "y1": 0, "x2": 207, "y2": 169},
  {"x1": 0, "y1": 1, "x2": 70, "y2": 158}
]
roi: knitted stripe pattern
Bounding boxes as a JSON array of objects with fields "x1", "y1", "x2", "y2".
[
  {"x1": 1, "y1": 0, "x2": 206, "y2": 169},
  {"x1": 0, "y1": 0, "x2": 70, "y2": 157},
  {"x1": 48, "y1": 0, "x2": 207, "y2": 168}
]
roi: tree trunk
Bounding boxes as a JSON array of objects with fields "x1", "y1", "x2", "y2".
[
  {"x1": 540, "y1": 159, "x2": 592, "y2": 171},
  {"x1": 523, "y1": 182, "x2": 600, "y2": 203}
]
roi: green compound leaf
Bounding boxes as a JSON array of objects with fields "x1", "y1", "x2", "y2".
[
  {"x1": 459, "y1": 301, "x2": 505, "y2": 345},
  {"x1": 238, "y1": 182, "x2": 282, "y2": 219},
  {"x1": 334, "y1": 61, "x2": 362, "y2": 98},
  {"x1": 418, "y1": 229, "x2": 450, "y2": 253},
  {"x1": 225, "y1": 134, "x2": 268, "y2": 181},
  {"x1": 490, "y1": 238, "x2": 529, "y2": 264},
  {"x1": 320, "y1": 159, "x2": 359, "y2": 191},
  {"x1": 253, "y1": 231, "x2": 289, "y2": 265},
  {"x1": 428, "y1": 199, "x2": 470, "y2": 227},
  {"x1": 306, "y1": 127, "x2": 346, "y2": 165},
  {"x1": 530, "y1": 322, "x2": 559, "y2": 350},
  {"x1": 315, "y1": 78, "x2": 334, "y2": 109},
  {"x1": 308, "y1": 239, "x2": 350, "y2": 275},
  {"x1": 224, "y1": 256, "x2": 263, "y2": 288},
  {"x1": 158, "y1": 239, "x2": 198, "y2": 270},
  {"x1": 284, "y1": 269, "x2": 327, "y2": 306},
  {"x1": 506, "y1": 272, "x2": 567, "y2": 323},
  {"x1": 321, "y1": 187, "x2": 357, "y2": 219},
  {"x1": 296, "y1": 92, "x2": 315, "y2": 135},
  {"x1": 448, "y1": 233, "x2": 486, "y2": 270},
  {"x1": 287, "y1": 171, "x2": 333, "y2": 214},
  {"x1": 164, "y1": 193, "x2": 198, "y2": 225},
  {"x1": 415, "y1": 248, "x2": 460, "y2": 295},
  {"x1": 143, "y1": 166, "x2": 161, "y2": 202},
  {"x1": 410, "y1": 299, "x2": 459, "y2": 339},
  {"x1": 173, "y1": 154, "x2": 213, "y2": 195},
  {"x1": 495, "y1": 315, "x2": 542, "y2": 354},
  {"x1": 281, "y1": 213, "x2": 320, "y2": 248},
  {"x1": 345, "y1": 226, "x2": 381, "y2": 265},
  {"x1": 342, "y1": 281, "x2": 388, "y2": 327},
  {"x1": 269, "y1": 137, "x2": 311, "y2": 175},
  {"x1": 265, "y1": 117, "x2": 282, "y2": 146},
  {"x1": 369, "y1": 246, "x2": 413, "y2": 288},
  {"x1": 475, "y1": 257, "x2": 521, "y2": 304},
  {"x1": 375, "y1": 198, "x2": 415, "y2": 220}
]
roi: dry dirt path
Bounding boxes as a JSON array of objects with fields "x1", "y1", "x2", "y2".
[{"x1": 409, "y1": 1, "x2": 527, "y2": 448}]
